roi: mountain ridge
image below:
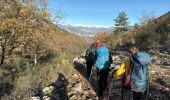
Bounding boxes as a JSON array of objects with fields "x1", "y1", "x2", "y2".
[{"x1": 57, "y1": 24, "x2": 114, "y2": 38}]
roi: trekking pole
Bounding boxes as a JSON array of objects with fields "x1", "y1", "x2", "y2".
[
  {"x1": 105, "y1": 65, "x2": 116, "y2": 100},
  {"x1": 88, "y1": 66, "x2": 93, "y2": 82},
  {"x1": 105, "y1": 76, "x2": 114, "y2": 100}
]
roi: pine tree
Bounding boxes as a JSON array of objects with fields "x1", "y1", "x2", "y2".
[{"x1": 114, "y1": 11, "x2": 129, "y2": 32}]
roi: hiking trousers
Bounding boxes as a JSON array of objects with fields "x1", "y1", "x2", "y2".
[
  {"x1": 86, "y1": 61, "x2": 94, "y2": 79},
  {"x1": 133, "y1": 82, "x2": 149, "y2": 100},
  {"x1": 122, "y1": 86, "x2": 133, "y2": 100},
  {"x1": 133, "y1": 90, "x2": 148, "y2": 100},
  {"x1": 97, "y1": 69, "x2": 110, "y2": 97}
]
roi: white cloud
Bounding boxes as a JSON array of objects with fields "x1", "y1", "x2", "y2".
[
  {"x1": 62, "y1": 23, "x2": 111, "y2": 28},
  {"x1": 74, "y1": 24, "x2": 111, "y2": 28}
]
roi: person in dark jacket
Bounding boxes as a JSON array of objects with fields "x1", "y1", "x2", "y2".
[{"x1": 85, "y1": 43, "x2": 97, "y2": 81}]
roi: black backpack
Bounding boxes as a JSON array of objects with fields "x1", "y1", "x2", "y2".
[{"x1": 85, "y1": 48, "x2": 96, "y2": 62}]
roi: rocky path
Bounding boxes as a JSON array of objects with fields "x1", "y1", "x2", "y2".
[{"x1": 32, "y1": 51, "x2": 170, "y2": 100}]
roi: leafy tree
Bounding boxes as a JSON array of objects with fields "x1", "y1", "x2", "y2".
[
  {"x1": 0, "y1": 0, "x2": 87, "y2": 66},
  {"x1": 114, "y1": 11, "x2": 129, "y2": 32},
  {"x1": 0, "y1": 0, "x2": 62, "y2": 65},
  {"x1": 94, "y1": 32, "x2": 110, "y2": 45}
]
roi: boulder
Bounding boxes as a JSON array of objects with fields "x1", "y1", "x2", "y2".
[
  {"x1": 42, "y1": 86, "x2": 55, "y2": 95},
  {"x1": 31, "y1": 96, "x2": 41, "y2": 100},
  {"x1": 72, "y1": 82, "x2": 83, "y2": 93},
  {"x1": 69, "y1": 95, "x2": 78, "y2": 100}
]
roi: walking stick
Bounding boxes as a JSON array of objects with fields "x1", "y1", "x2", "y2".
[
  {"x1": 105, "y1": 65, "x2": 117, "y2": 100},
  {"x1": 105, "y1": 75, "x2": 114, "y2": 100},
  {"x1": 88, "y1": 65, "x2": 93, "y2": 82}
]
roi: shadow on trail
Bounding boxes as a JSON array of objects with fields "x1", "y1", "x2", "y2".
[
  {"x1": 49, "y1": 72, "x2": 69, "y2": 100},
  {"x1": 73, "y1": 62, "x2": 98, "y2": 95},
  {"x1": 0, "y1": 81, "x2": 14, "y2": 98}
]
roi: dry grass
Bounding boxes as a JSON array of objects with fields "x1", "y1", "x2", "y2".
[
  {"x1": 149, "y1": 64, "x2": 170, "y2": 98},
  {"x1": 0, "y1": 51, "x2": 77, "y2": 99}
]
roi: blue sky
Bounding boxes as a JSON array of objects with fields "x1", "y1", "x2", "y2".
[{"x1": 47, "y1": 0, "x2": 170, "y2": 27}]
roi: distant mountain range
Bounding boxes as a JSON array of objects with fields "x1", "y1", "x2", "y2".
[{"x1": 57, "y1": 24, "x2": 114, "y2": 39}]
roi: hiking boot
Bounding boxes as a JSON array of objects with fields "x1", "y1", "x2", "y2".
[
  {"x1": 97, "y1": 92, "x2": 104, "y2": 100},
  {"x1": 87, "y1": 77, "x2": 91, "y2": 82},
  {"x1": 97, "y1": 95, "x2": 104, "y2": 100}
]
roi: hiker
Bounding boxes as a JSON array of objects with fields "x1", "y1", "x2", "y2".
[
  {"x1": 130, "y1": 47, "x2": 151, "y2": 100},
  {"x1": 95, "y1": 45, "x2": 112, "y2": 98},
  {"x1": 114, "y1": 47, "x2": 151, "y2": 100},
  {"x1": 113, "y1": 47, "x2": 139, "y2": 100},
  {"x1": 85, "y1": 43, "x2": 97, "y2": 81}
]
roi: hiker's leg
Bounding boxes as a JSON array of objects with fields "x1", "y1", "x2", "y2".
[
  {"x1": 103, "y1": 69, "x2": 110, "y2": 90},
  {"x1": 133, "y1": 91, "x2": 141, "y2": 100},
  {"x1": 122, "y1": 86, "x2": 132, "y2": 100},
  {"x1": 121, "y1": 86, "x2": 124, "y2": 100},
  {"x1": 122, "y1": 86, "x2": 127, "y2": 100},
  {"x1": 97, "y1": 70, "x2": 104, "y2": 97},
  {"x1": 86, "y1": 61, "x2": 93, "y2": 79},
  {"x1": 88, "y1": 61, "x2": 93, "y2": 80},
  {"x1": 141, "y1": 89, "x2": 148, "y2": 100}
]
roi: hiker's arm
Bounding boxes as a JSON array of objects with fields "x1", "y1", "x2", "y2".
[{"x1": 113, "y1": 63, "x2": 125, "y2": 79}]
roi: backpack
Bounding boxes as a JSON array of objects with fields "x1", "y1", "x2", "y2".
[
  {"x1": 85, "y1": 48, "x2": 96, "y2": 62},
  {"x1": 96, "y1": 46, "x2": 111, "y2": 70},
  {"x1": 130, "y1": 51, "x2": 151, "y2": 92},
  {"x1": 122, "y1": 58, "x2": 131, "y2": 87}
]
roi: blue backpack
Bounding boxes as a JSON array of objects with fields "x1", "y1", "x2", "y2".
[
  {"x1": 130, "y1": 51, "x2": 151, "y2": 91},
  {"x1": 96, "y1": 46, "x2": 111, "y2": 70}
]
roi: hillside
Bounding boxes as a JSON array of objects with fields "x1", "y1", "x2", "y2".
[
  {"x1": 100, "y1": 11, "x2": 170, "y2": 52},
  {"x1": 0, "y1": 1, "x2": 88, "y2": 99},
  {"x1": 133, "y1": 11, "x2": 170, "y2": 51},
  {"x1": 50, "y1": 27, "x2": 87, "y2": 53}
]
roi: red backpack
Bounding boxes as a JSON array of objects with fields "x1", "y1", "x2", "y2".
[{"x1": 122, "y1": 64, "x2": 131, "y2": 87}]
